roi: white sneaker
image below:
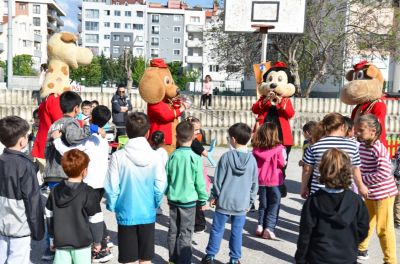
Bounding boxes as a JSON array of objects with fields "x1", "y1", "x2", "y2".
[
  {"x1": 195, "y1": 225, "x2": 207, "y2": 234},
  {"x1": 156, "y1": 208, "x2": 163, "y2": 215},
  {"x1": 208, "y1": 106, "x2": 212, "y2": 110},
  {"x1": 201, "y1": 107, "x2": 206, "y2": 109}
]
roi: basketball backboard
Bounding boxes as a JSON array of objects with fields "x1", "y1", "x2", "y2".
[{"x1": 223, "y1": 0, "x2": 307, "y2": 34}]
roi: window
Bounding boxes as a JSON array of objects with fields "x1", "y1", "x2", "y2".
[
  {"x1": 114, "y1": 10, "x2": 121, "y2": 16},
  {"x1": 358, "y1": 0, "x2": 400, "y2": 7},
  {"x1": 227, "y1": 65, "x2": 241, "y2": 73},
  {"x1": 85, "y1": 46, "x2": 99, "y2": 54},
  {"x1": 152, "y1": 26, "x2": 160, "y2": 34},
  {"x1": 34, "y1": 30, "x2": 41, "y2": 35},
  {"x1": 206, "y1": 18, "x2": 212, "y2": 24},
  {"x1": 173, "y1": 49, "x2": 181, "y2": 55},
  {"x1": 209, "y1": 65, "x2": 219, "y2": 72},
  {"x1": 33, "y1": 18, "x2": 40, "y2": 26},
  {"x1": 33, "y1": 5, "x2": 40, "y2": 14},
  {"x1": 20, "y1": 23, "x2": 26, "y2": 32},
  {"x1": 190, "y1": 17, "x2": 200, "y2": 23},
  {"x1": 124, "y1": 2, "x2": 128, "y2": 6},
  {"x1": 173, "y1": 38, "x2": 181, "y2": 44},
  {"x1": 151, "y1": 49, "x2": 159, "y2": 57},
  {"x1": 85, "y1": 34, "x2": 99, "y2": 43},
  {"x1": 136, "y1": 48, "x2": 143, "y2": 55},
  {"x1": 137, "y1": 11, "x2": 143, "y2": 17},
  {"x1": 104, "y1": 10, "x2": 110, "y2": 16},
  {"x1": 113, "y1": 46, "x2": 120, "y2": 53},
  {"x1": 4, "y1": 1, "x2": 8, "y2": 8},
  {"x1": 152, "y1": 14, "x2": 159, "y2": 23},
  {"x1": 85, "y1": 21, "x2": 99, "y2": 31},
  {"x1": 20, "y1": 4, "x2": 26, "y2": 9},
  {"x1": 125, "y1": 23, "x2": 131, "y2": 29},
  {"x1": 151, "y1": 37, "x2": 159, "y2": 46},
  {"x1": 133, "y1": 24, "x2": 143, "y2": 30},
  {"x1": 114, "y1": 23, "x2": 120, "y2": 28},
  {"x1": 86, "y1": 9, "x2": 99, "y2": 19},
  {"x1": 104, "y1": 22, "x2": 110, "y2": 27},
  {"x1": 124, "y1": 35, "x2": 131, "y2": 42},
  {"x1": 34, "y1": 42, "x2": 41, "y2": 51},
  {"x1": 115, "y1": 1, "x2": 120, "y2": 4},
  {"x1": 104, "y1": 34, "x2": 110, "y2": 39},
  {"x1": 113, "y1": 35, "x2": 120, "y2": 41},
  {"x1": 125, "y1": 11, "x2": 131, "y2": 17},
  {"x1": 104, "y1": 47, "x2": 110, "y2": 52},
  {"x1": 138, "y1": 36, "x2": 143, "y2": 42},
  {"x1": 174, "y1": 15, "x2": 182, "y2": 21},
  {"x1": 173, "y1": 26, "x2": 181, "y2": 32}
]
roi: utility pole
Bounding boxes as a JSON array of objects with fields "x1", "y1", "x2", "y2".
[{"x1": 7, "y1": 0, "x2": 13, "y2": 89}]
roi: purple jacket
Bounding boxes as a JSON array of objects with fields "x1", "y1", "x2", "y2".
[{"x1": 253, "y1": 145, "x2": 286, "y2": 186}]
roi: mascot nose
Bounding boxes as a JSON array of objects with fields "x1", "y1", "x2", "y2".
[
  {"x1": 176, "y1": 88, "x2": 181, "y2": 94},
  {"x1": 270, "y1": 83, "x2": 277, "y2": 89}
]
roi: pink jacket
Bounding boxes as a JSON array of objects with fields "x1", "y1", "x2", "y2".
[
  {"x1": 202, "y1": 82, "x2": 213, "y2": 94},
  {"x1": 253, "y1": 145, "x2": 286, "y2": 186}
]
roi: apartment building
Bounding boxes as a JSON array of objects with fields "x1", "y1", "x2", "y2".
[
  {"x1": 78, "y1": 0, "x2": 146, "y2": 58},
  {"x1": 0, "y1": 0, "x2": 65, "y2": 70}
]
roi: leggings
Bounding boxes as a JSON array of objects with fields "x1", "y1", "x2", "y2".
[{"x1": 201, "y1": 94, "x2": 212, "y2": 107}]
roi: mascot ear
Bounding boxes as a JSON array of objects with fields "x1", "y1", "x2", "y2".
[
  {"x1": 366, "y1": 65, "x2": 379, "y2": 78},
  {"x1": 60, "y1": 32, "x2": 77, "y2": 43},
  {"x1": 345, "y1": 70, "x2": 354, "y2": 82},
  {"x1": 139, "y1": 67, "x2": 166, "y2": 104}
]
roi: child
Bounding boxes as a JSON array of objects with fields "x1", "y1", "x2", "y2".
[
  {"x1": 46, "y1": 149, "x2": 103, "y2": 264},
  {"x1": 295, "y1": 148, "x2": 369, "y2": 264},
  {"x1": 0, "y1": 116, "x2": 45, "y2": 264},
  {"x1": 51, "y1": 105, "x2": 114, "y2": 262},
  {"x1": 42, "y1": 91, "x2": 105, "y2": 260},
  {"x1": 104, "y1": 112, "x2": 167, "y2": 264},
  {"x1": 91, "y1": 100, "x2": 109, "y2": 130},
  {"x1": 356, "y1": 114, "x2": 398, "y2": 264},
  {"x1": 394, "y1": 146, "x2": 400, "y2": 229},
  {"x1": 166, "y1": 121, "x2": 209, "y2": 264},
  {"x1": 150, "y1": 130, "x2": 168, "y2": 215},
  {"x1": 344, "y1": 116, "x2": 355, "y2": 139},
  {"x1": 252, "y1": 122, "x2": 286, "y2": 239},
  {"x1": 298, "y1": 121, "x2": 316, "y2": 191},
  {"x1": 201, "y1": 123, "x2": 258, "y2": 264},
  {"x1": 76, "y1": 100, "x2": 92, "y2": 121},
  {"x1": 29, "y1": 109, "x2": 47, "y2": 190},
  {"x1": 184, "y1": 116, "x2": 211, "y2": 234}
]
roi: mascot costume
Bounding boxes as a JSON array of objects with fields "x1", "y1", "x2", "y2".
[
  {"x1": 139, "y1": 59, "x2": 187, "y2": 155},
  {"x1": 252, "y1": 61, "x2": 295, "y2": 197},
  {"x1": 340, "y1": 60, "x2": 386, "y2": 145},
  {"x1": 31, "y1": 32, "x2": 93, "y2": 160}
]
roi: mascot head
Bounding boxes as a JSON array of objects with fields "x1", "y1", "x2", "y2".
[
  {"x1": 259, "y1": 61, "x2": 295, "y2": 98},
  {"x1": 340, "y1": 60, "x2": 383, "y2": 105},
  {"x1": 139, "y1": 59, "x2": 180, "y2": 104}
]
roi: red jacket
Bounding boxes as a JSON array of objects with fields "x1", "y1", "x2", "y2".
[
  {"x1": 252, "y1": 97, "x2": 295, "y2": 146},
  {"x1": 351, "y1": 100, "x2": 386, "y2": 146},
  {"x1": 147, "y1": 101, "x2": 181, "y2": 145}
]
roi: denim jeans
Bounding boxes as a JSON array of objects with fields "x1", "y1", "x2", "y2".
[
  {"x1": 46, "y1": 182, "x2": 59, "y2": 250},
  {"x1": 206, "y1": 212, "x2": 246, "y2": 262},
  {"x1": 258, "y1": 185, "x2": 282, "y2": 232}
]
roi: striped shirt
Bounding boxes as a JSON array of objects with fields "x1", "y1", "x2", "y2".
[
  {"x1": 303, "y1": 136, "x2": 361, "y2": 194},
  {"x1": 359, "y1": 140, "x2": 398, "y2": 201}
]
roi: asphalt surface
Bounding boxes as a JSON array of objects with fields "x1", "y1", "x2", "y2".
[{"x1": 0, "y1": 144, "x2": 397, "y2": 264}]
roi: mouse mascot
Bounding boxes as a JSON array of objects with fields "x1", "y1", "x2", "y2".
[
  {"x1": 139, "y1": 59, "x2": 188, "y2": 155},
  {"x1": 252, "y1": 61, "x2": 295, "y2": 197},
  {"x1": 340, "y1": 60, "x2": 386, "y2": 145}
]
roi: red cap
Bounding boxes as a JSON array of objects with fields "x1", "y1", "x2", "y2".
[
  {"x1": 150, "y1": 59, "x2": 168, "y2": 68},
  {"x1": 353, "y1": 60, "x2": 368, "y2": 72},
  {"x1": 273, "y1": 61, "x2": 287, "y2": 68}
]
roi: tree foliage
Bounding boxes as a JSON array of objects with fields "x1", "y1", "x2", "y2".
[
  {"x1": 70, "y1": 55, "x2": 102, "y2": 86},
  {"x1": 13, "y1": 55, "x2": 37, "y2": 76}
]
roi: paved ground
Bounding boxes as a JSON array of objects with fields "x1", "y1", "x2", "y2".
[{"x1": 0, "y1": 144, "x2": 398, "y2": 264}]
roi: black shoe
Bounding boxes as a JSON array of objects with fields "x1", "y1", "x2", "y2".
[
  {"x1": 92, "y1": 248, "x2": 113, "y2": 263},
  {"x1": 201, "y1": 255, "x2": 216, "y2": 264},
  {"x1": 357, "y1": 250, "x2": 369, "y2": 260},
  {"x1": 250, "y1": 204, "x2": 256, "y2": 212},
  {"x1": 281, "y1": 184, "x2": 287, "y2": 198},
  {"x1": 229, "y1": 261, "x2": 241, "y2": 264}
]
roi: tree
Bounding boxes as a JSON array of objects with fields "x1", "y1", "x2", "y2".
[
  {"x1": 132, "y1": 56, "x2": 150, "y2": 86},
  {"x1": 178, "y1": 69, "x2": 201, "y2": 90},
  {"x1": 166, "y1": 61, "x2": 183, "y2": 86},
  {"x1": 13, "y1": 55, "x2": 37, "y2": 76},
  {"x1": 69, "y1": 55, "x2": 101, "y2": 86},
  {"x1": 123, "y1": 37, "x2": 138, "y2": 93}
]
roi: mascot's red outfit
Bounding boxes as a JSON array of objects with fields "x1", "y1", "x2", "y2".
[{"x1": 147, "y1": 102, "x2": 181, "y2": 145}]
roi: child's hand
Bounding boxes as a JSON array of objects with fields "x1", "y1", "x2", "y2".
[
  {"x1": 395, "y1": 178, "x2": 399, "y2": 183},
  {"x1": 92, "y1": 245, "x2": 101, "y2": 252},
  {"x1": 52, "y1": 130, "x2": 62, "y2": 139},
  {"x1": 298, "y1": 160, "x2": 304, "y2": 167},
  {"x1": 50, "y1": 245, "x2": 56, "y2": 252},
  {"x1": 300, "y1": 186, "x2": 310, "y2": 199},
  {"x1": 98, "y1": 128, "x2": 106, "y2": 139},
  {"x1": 209, "y1": 198, "x2": 216, "y2": 208},
  {"x1": 200, "y1": 204, "x2": 206, "y2": 211},
  {"x1": 359, "y1": 185, "x2": 370, "y2": 199},
  {"x1": 246, "y1": 207, "x2": 250, "y2": 212}
]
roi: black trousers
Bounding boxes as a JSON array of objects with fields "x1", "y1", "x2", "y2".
[
  {"x1": 112, "y1": 121, "x2": 126, "y2": 153},
  {"x1": 282, "y1": 146, "x2": 291, "y2": 180},
  {"x1": 93, "y1": 188, "x2": 109, "y2": 249},
  {"x1": 195, "y1": 201, "x2": 206, "y2": 232},
  {"x1": 201, "y1": 94, "x2": 212, "y2": 107}
]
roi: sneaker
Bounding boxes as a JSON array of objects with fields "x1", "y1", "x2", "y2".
[
  {"x1": 92, "y1": 248, "x2": 113, "y2": 263},
  {"x1": 250, "y1": 204, "x2": 256, "y2": 212},
  {"x1": 262, "y1": 228, "x2": 276, "y2": 239},
  {"x1": 208, "y1": 106, "x2": 212, "y2": 110},
  {"x1": 201, "y1": 107, "x2": 206, "y2": 109},
  {"x1": 195, "y1": 225, "x2": 207, "y2": 234},
  {"x1": 229, "y1": 261, "x2": 241, "y2": 264},
  {"x1": 40, "y1": 183, "x2": 48, "y2": 190},
  {"x1": 256, "y1": 225, "x2": 263, "y2": 236},
  {"x1": 201, "y1": 255, "x2": 216, "y2": 264},
  {"x1": 395, "y1": 222, "x2": 400, "y2": 229},
  {"x1": 357, "y1": 250, "x2": 369, "y2": 260},
  {"x1": 281, "y1": 184, "x2": 287, "y2": 198},
  {"x1": 106, "y1": 236, "x2": 114, "y2": 248},
  {"x1": 156, "y1": 208, "x2": 163, "y2": 215},
  {"x1": 41, "y1": 249, "x2": 55, "y2": 260}
]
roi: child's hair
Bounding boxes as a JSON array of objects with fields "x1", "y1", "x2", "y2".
[
  {"x1": 318, "y1": 148, "x2": 353, "y2": 190},
  {"x1": 33, "y1": 109, "x2": 39, "y2": 117},
  {"x1": 81, "y1": 100, "x2": 92, "y2": 108},
  {"x1": 252, "y1": 122, "x2": 283, "y2": 149},
  {"x1": 0, "y1": 116, "x2": 29, "y2": 148},
  {"x1": 184, "y1": 116, "x2": 200, "y2": 125},
  {"x1": 61, "y1": 149, "x2": 90, "y2": 178},
  {"x1": 344, "y1": 116, "x2": 354, "y2": 136},
  {"x1": 91, "y1": 105, "x2": 111, "y2": 127},
  {"x1": 91, "y1": 100, "x2": 99, "y2": 107},
  {"x1": 125, "y1": 112, "x2": 150, "y2": 139},
  {"x1": 228, "y1": 123, "x2": 252, "y2": 145},
  {"x1": 356, "y1": 114, "x2": 382, "y2": 148},
  {"x1": 41, "y1": 63, "x2": 48, "y2": 71},
  {"x1": 303, "y1": 121, "x2": 317, "y2": 134},
  {"x1": 310, "y1": 113, "x2": 346, "y2": 145},
  {"x1": 60, "y1": 91, "x2": 82, "y2": 113},
  {"x1": 205, "y1": 75, "x2": 212, "y2": 81},
  {"x1": 151, "y1": 130, "x2": 165, "y2": 150},
  {"x1": 176, "y1": 121, "x2": 194, "y2": 143}
]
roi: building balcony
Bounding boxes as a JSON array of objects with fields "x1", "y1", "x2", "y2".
[
  {"x1": 78, "y1": 38, "x2": 82, "y2": 45},
  {"x1": 186, "y1": 56, "x2": 202, "y2": 63},
  {"x1": 151, "y1": 42, "x2": 159, "y2": 46},
  {"x1": 151, "y1": 31, "x2": 159, "y2": 34},
  {"x1": 34, "y1": 34, "x2": 42, "y2": 42},
  {"x1": 78, "y1": 25, "x2": 82, "y2": 32},
  {"x1": 47, "y1": 23, "x2": 60, "y2": 33},
  {"x1": 187, "y1": 40, "x2": 202, "y2": 48},
  {"x1": 0, "y1": 24, "x2": 3, "y2": 34},
  {"x1": 47, "y1": 9, "x2": 64, "y2": 27},
  {"x1": 187, "y1": 24, "x2": 203, "y2": 33},
  {"x1": 152, "y1": 19, "x2": 159, "y2": 23},
  {"x1": 151, "y1": 54, "x2": 159, "y2": 57},
  {"x1": 85, "y1": 26, "x2": 99, "y2": 31},
  {"x1": 0, "y1": 43, "x2": 4, "y2": 51},
  {"x1": 34, "y1": 50, "x2": 42, "y2": 58},
  {"x1": 78, "y1": 5, "x2": 82, "y2": 10},
  {"x1": 78, "y1": 13, "x2": 82, "y2": 21}
]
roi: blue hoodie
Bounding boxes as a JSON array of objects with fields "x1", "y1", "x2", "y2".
[{"x1": 211, "y1": 149, "x2": 259, "y2": 216}]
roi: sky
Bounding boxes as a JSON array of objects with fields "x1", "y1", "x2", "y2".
[{"x1": 59, "y1": 0, "x2": 214, "y2": 34}]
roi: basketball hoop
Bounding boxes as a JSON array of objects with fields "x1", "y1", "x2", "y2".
[{"x1": 251, "y1": 25, "x2": 275, "y2": 34}]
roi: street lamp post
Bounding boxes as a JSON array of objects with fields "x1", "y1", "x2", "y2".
[{"x1": 7, "y1": 0, "x2": 13, "y2": 89}]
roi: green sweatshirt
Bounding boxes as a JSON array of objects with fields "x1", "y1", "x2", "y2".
[{"x1": 165, "y1": 147, "x2": 209, "y2": 207}]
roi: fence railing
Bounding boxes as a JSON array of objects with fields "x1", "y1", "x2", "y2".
[{"x1": 387, "y1": 137, "x2": 400, "y2": 159}]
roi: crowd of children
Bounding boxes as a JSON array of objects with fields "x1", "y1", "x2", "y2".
[{"x1": 0, "y1": 91, "x2": 399, "y2": 264}]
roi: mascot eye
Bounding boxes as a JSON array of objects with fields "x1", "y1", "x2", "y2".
[
  {"x1": 357, "y1": 71, "x2": 364, "y2": 79},
  {"x1": 277, "y1": 75, "x2": 283, "y2": 82},
  {"x1": 268, "y1": 75, "x2": 274, "y2": 82},
  {"x1": 164, "y1": 76, "x2": 170, "y2": 86}
]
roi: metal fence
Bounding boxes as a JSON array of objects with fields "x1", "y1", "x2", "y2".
[{"x1": 185, "y1": 79, "x2": 244, "y2": 96}]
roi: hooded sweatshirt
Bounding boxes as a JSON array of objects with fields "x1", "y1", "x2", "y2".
[
  {"x1": 45, "y1": 180, "x2": 103, "y2": 249},
  {"x1": 295, "y1": 189, "x2": 369, "y2": 264},
  {"x1": 253, "y1": 145, "x2": 286, "y2": 186},
  {"x1": 104, "y1": 137, "x2": 168, "y2": 225},
  {"x1": 211, "y1": 149, "x2": 258, "y2": 216}
]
